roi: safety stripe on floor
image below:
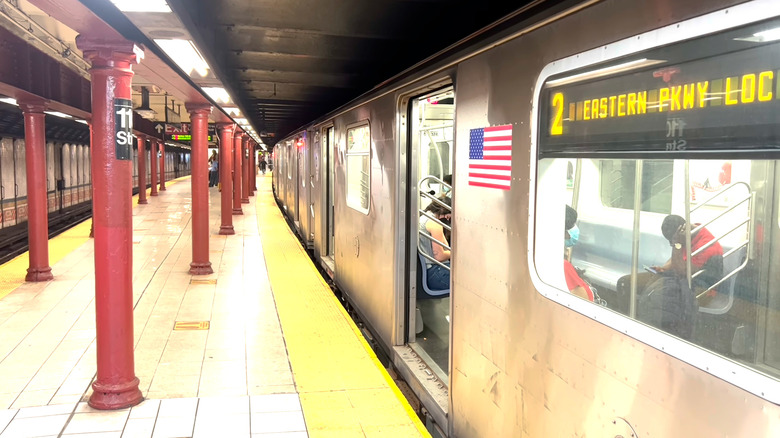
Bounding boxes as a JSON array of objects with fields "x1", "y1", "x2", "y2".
[
  {"x1": 255, "y1": 175, "x2": 430, "y2": 438},
  {"x1": 0, "y1": 176, "x2": 189, "y2": 301}
]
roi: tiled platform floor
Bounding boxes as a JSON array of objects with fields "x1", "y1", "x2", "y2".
[{"x1": 0, "y1": 178, "x2": 306, "y2": 437}]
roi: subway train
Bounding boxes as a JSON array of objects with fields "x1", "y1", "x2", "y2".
[
  {"x1": 0, "y1": 100, "x2": 191, "y2": 262},
  {"x1": 271, "y1": 0, "x2": 780, "y2": 436}
]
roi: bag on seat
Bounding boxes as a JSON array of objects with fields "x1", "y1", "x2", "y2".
[{"x1": 636, "y1": 274, "x2": 696, "y2": 340}]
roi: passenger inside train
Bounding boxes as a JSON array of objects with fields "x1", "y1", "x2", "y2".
[
  {"x1": 563, "y1": 205, "x2": 594, "y2": 301},
  {"x1": 419, "y1": 196, "x2": 452, "y2": 291},
  {"x1": 653, "y1": 214, "x2": 724, "y2": 302}
]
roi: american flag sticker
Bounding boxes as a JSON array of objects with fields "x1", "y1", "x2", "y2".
[{"x1": 468, "y1": 124, "x2": 512, "y2": 190}]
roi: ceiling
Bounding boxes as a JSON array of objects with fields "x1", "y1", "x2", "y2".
[
  {"x1": 165, "y1": 0, "x2": 537, "y2": 144},
  {"x1": 0, "y1": 0, "x2": 554, "y2": 147}
]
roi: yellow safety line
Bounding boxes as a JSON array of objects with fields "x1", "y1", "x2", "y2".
[
  {"x1": 0, "y1": 175, "x2": 191, "y2": 301},
  {"x1": 255, "y1": 175, "x2": 430, "y2": 438}
]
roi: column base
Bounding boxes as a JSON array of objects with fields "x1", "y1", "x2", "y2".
[
  {"x1": 219, "y1": 225, "x2": 235, "y2": 235},
  {"x1": 160, "y1": 187, "x2": 166, "y2": 191},
  {"x1": 89, "y1": 377, "x2": 143, "y2": 410},
  {"x1": 150, "y1": 192, "x2": 158, "y2": 197},
  {"x1": 189, "y1": 262, "x2": 213, "y2": 275},
  {"x1": 241, "y1": 198, "x2": 249, "y2": 204},
  {"x1": 232, "y1": 208, "x2": 243, "y2": 215},
  {"x1": 26, "y1": 266, "x2": 53, "y2": 282},
  {"x1": 138, "y1": 199, "x2": 148, "y2": 205}
]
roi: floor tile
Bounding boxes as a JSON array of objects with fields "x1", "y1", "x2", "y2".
[
  {"x1": 250, "y1": 394, "x2": 301, "y2": 413},
  {"x1": 250, "y1": 411, "x2": 307, "y2": 434},
  {"x1": 120, "y1": 418, "x2": 155, "y2": 438},
  {"x1": 157, "y1": 398, "x2": 198, "y2": 419},
  {"x1": 63, "y1": 411, "x2": 130, "y2": 434},
  {"x1": 16, "y1": 404, "x2": 74, "y2": 419},
  {"x1": 150, "y1": 416, "x2": 195, "y2": 438},
  {"x1": 0, "y1": 413, "x2": 69, "y2": 438},
  {"x1": 250, "y1": 433, "x2": 308, "y2": 438},
  {"x1": 128, "y1": 400, "x2": 160, "y2": 420},
  {"x1": 196, "y1": 396, "x2": 249, "y2": 415},
  {"x1": 0, "y1": 410, "x2": 18, "y2": 434},
  {"x1": 193, "y1": 413, "x2": 250, "y2": 437}
]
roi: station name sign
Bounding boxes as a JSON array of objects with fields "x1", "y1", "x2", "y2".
[{"x1": 539, "y1": 42, "x2": 780, "y2": 155}]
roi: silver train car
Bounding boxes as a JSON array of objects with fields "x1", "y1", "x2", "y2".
[{"x1": 272, "y1": 0, "x2": 780, "y2": 435}]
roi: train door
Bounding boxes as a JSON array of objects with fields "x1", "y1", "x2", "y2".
[
  {"x1": 0, "y1": 138, "x2": 12, "y2": 228},
  {"x1": 326, "y1": 126, "x2": 336, "y2": 263},
  {"x1": 405, "y1": 86, "x2": 454, "y2": 381},
  {"x1": 297, "y1": 133, "x2": 309, "y2": 239}
]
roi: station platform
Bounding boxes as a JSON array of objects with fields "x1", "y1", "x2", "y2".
[{"x1": 0, "y1": 175, "x2": 427, "y2": 438}]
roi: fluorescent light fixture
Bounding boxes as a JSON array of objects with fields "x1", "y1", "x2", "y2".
[
  {"x1": 546, "y1": 58, "x2": 665, "y2": 87},
  {"x1": 75, "y1": 119, "x2": 88, "y2": 125},
  {"x1": 735, "y1": 27, "x2": 780, "y2": 43},
  {"x1": 222, "y1": 107, "x2": 241, "y2": 116},
  {"x1": 202, "y1": 87, "x2": 231, "y2": 104},
  {"x1": 0, "y1": 97, "x2": 17, "y2": 106},
  {"x1": 110, "y1": 0, "x2": 171, "y2": 13},
  {"x1": 44, "y1": 111, "x2": 72, "y2": 119},
  {"x1": 155, "y1": 39, "x2": 210, "y2": 77},
  {"x1": 234, "y1": 118, "x2": 248, "y2": 124}
]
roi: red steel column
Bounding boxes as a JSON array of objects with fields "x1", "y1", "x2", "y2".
[
  {"x1": 136, "y1": 134, "x2": 148, "y2": 204},
  {"x1": 186, "y1": 103, "x2": 213, "y2": 275},
  {"x1": 159, "y1": 141, "x2": 166, "y2": 191},
  {"x1": 76, "y1": 36, "x2": 143, "y2": 410},
  {"x1": 149, "y1": 138, "x2": 158, "y2": 196},
  {"x1": 241, "y1": 134, "x2": 250, "y2": 204},
  {"x1": 218, "y1": 123, "x2": 235, "y2": 234},
  {"x1": 232, "y1": 130, "x2": 243, "y2": 215},
  {"x1": 250, "y1": 142, "x2": 256, "y2": 194},
  {"x1": 19, "y1": 100, "x2": 53, "y2": 282}
]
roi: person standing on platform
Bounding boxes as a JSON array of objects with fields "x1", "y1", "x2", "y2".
[{"x1": 208, "y1": 151, "x2": 218, "y2": 187}]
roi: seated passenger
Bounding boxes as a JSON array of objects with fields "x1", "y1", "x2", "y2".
[
  {"x1": 563, "y1": 205, "x2": 594, "y2": 301},
  {"x1": 420, "y1": 196, "x2": 451, "y2": 290},
  {"x1": 652, "y1": 214, "x2": 724, "y2": 297}
]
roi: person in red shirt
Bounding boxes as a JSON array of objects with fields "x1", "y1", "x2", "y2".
[
  {"x1": 653, "y1": 214, "x2": 724, "y2": 298},
  {"x1": 564, "y1": 205, "x2": 594, "y2": 302}
]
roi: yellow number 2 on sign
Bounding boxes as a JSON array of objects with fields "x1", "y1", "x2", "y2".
[{"x1": 551, "y1": 92, "x2": 564, "y2": 136}]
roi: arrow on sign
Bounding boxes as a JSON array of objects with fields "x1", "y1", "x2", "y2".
[{"x1": 155, "y1": 124, "x2": 164, "y2": 133}]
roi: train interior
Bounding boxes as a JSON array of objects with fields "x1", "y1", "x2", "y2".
[
  {"x1": 409, "y1": 87, "x2": 454, "y2": 380},
  {"x1": 539, "y1": 156, "x2": 780, "y2": 379}
]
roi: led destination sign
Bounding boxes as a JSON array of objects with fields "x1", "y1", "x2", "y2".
[{"x1": 540, "y1": 41, "x2": 780, "y2": 156}]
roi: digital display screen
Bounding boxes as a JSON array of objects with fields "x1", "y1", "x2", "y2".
[
  {"x1": 171, "y1": 135, "x2": 212, "y2": 141},
  {"x1": 539, "y1": 40, "x2": 780, "y2": 156}
]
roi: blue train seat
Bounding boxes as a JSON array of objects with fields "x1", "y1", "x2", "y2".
[
  {"x1": 417, "y1": 252, "x2": 450, "y2": 299},
  {"x1": 699, "y1": 246, "x2": 746, "y2": 315}
]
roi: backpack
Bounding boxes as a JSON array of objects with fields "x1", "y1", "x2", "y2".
[{"x1": 636, "y1": 274, "x2": 696, "y2": 340}]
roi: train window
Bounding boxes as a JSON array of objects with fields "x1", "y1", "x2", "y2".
[
  {"x1": 599, "y1": 159, "x2": 673, "y2": 213},
  {"x1": 533, "y1": 15, "x2": 780, "y2": 394},
  {"x1": 346, "y1": 123, "x2": 370, "y2": 214}
]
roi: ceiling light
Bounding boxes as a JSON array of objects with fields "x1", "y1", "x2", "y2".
[
  {"x1": 202, "y1": 87, "x2": 232, "y2": 104},
  {"x1": 0, "y1": 97, "x2": 17, "y2": 106},
  {"x1": 110, "y1": 0, "x2": 171, "y2": 13},
  {"x1": 155, "y1": 39, "x2": 210, "y2": 77},
  {"x1": 735, "y1": 27, "x2": 780, "y2": 43},
  {"x1": 45, "y1": 111, "x2": 72, "y2": 119},
  {"x1": 234, "y1": 117, "x2": 248, "y2": 124},
  {"x1": 547, "y1": 58, "x2": 664, "y2": 87},
  {"x1": 222, "y1": 107, "x2": 241, "y2": 116},
  {"x1": 75, "y1": 119, "x2": 88, "y2": 125}
]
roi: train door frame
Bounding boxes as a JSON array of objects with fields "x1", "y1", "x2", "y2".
[
  {"x1": 395, "y1": 79, "x2": 455, "y2": 433},
  {"x1": 318, "y1": 124, "x2": 337, "y2": 273},
  {"x1": 296, "y1": 133, "x2": 309, "y2": 238}
]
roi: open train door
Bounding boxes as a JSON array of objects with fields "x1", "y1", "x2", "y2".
[{"x1": 397, "y1": 85, "x2": 454, "y2": 434}]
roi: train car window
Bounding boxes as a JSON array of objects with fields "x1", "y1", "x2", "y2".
[
  {"x1": 599, "y1": 159, "x2": 673, "y2": 213},
  {"x1": 346, "y1": 123, "x2": 370, "y2": 214},
  {"x1": 533, "y1": 15, "x2": 780, "y2": 394}
]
